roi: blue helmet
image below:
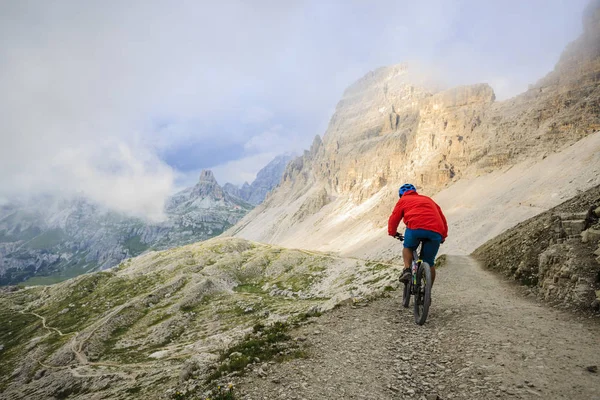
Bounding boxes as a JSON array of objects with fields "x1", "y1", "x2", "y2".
[{"x1": 398, "y1": 183, "x2": 417, "y2": 197}]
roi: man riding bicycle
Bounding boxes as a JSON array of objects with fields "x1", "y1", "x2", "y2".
[{"x1": 388, "y1": 184, "x2": 448, "y2": 285}]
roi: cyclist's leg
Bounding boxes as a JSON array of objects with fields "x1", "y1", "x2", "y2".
[
  {"x1": 403, "y1": 228, "x2": 420, "y2": 269},
  {"x1": 420, "y1": 231, "x2": 442, "y2": 285},
  {"x1": 400, "y1": 229, "x2": 419, "y2": 282},
  {"x1": 402, "y1": 247, "x2": 413, "y2": 270}
]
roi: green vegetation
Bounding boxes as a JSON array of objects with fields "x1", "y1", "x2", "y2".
[
  {"x1": 102, "y1": 344, "x2": 149, "y2": 364},
  {"x1": 307, "y1": 263, "x2": 326, "y2": 272},
  {"x1": 172, "y1": 384, "x2": 236, "y2": 400},
  {"x1": 206, "y1": 315, "x2": 312, "y2": 384},
  {"x1": 0, "y1": 238, "x2": 391, "y2": 396},
  {"x1": 148, "y1": 311, "x2": 173, "y2": 326},
  {"x1": 366, "y1": 261, "x2": 389, "y2": 271},
  {"x1": 35, "y1": 272, "x2": 161, "y2": 332},
  {"x1": 26, "y1": 228, "x2": 67, "y2": 249},
  {"x1": 125, "y1": 386, "x2": 143, "y2": 395},
  {"x1": 0, "y1": 300, "x2": 43, "y2": 390},
  {"x1": 434, "y1": 254, "x2": 447, "y2": 268},
  {"x1": 364, "y1": 274, "x2": 387, "y2": 285},
  {"x1": 20, "y1": 259, "x2": 97, "y2": 286},
  {"x1": 124, "y1": 235, "x2": 149, "y2": 255},
  {"x1": 233, "y1": 283, "x2": 264, "y2": 294},
  {"x1": 211, "y1": 385, "x2": 236, "y2": 400}
]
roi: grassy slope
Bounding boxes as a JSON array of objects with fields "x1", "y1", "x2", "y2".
[{"x1": 0, "y1": 237, "x2": 400, "y2": 399}]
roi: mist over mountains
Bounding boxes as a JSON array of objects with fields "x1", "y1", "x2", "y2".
[
  {"x1": 0, "y1": 155, "x2": 291, "y2": 285},
  {"x1": 223, "y1": 154, "x2": 294, "y2": 205},
  {"x1": 0, "y1": 2, "x2": 599, "y2": 399}
]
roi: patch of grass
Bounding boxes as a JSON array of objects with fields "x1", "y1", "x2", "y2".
[
  {"x1": 0, "y1": 223, "x2": 42, "y2": 243},
  {"x1": 20, "y1": 259, "x2": 97, "y2": 286},
  {"x1": 434, "y1": 255, "x2": 447, "y2": 268},
  {"x1": 307, "y1": 264, "x2": 326, "y2": 273},
  {"x1": 124, "y1": 235, "x2": 149, "y2": 255},
  {"x1": 103, "y1": 345, "x2": 148, "y2": 364},
  {"x1": 366, "y1": 261, "x2": 389, "y2": 271},
  {"x1": 0, "y1": 303, "x2": 43, "y2": 388},
  {"x1": 148, "y1": 311, "x2": 173, "y2": 326},
  {"x1": 206, "y1": 321, "x2": 301, "y2": 383},
  {"x1": 179, "y1": 294, "x2": 214, "y2": 313},
  {"x1": 291, "y1": 309, "x2": 323, "y2": 323},
  {"x1": 125, "y1": 386, "x2": 142, "y2": 395},
  {"x1": 364, "y1": 275, "x2": 386, "y2": 285},
  {"x1": 275, "y1": 273, "x2": 316, "y2": 292},
  {"x1": 26, "y1": 228, "x2": 67, "y2": 249},
  {"x1": 233, "y1": 284, "x2": 264, "y2": 294},
  {"x1": 36, "y1": 272, "x2": 160, "y2": 333},
  {"x1": 172, "y1": 384, "x2": 237, "y2": 400}
]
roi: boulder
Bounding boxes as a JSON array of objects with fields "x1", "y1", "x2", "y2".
[{"x1": 581, "y1": 229, "x2": 600, "y2": 243}]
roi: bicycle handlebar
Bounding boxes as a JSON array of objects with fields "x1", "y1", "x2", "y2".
[{"x1": 394, "y1": 233, "x2": 404, "y2": 241}]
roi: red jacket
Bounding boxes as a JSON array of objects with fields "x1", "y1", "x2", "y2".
[{"x1": 388, "y1": 191, "x2": 448, "y2": 239}]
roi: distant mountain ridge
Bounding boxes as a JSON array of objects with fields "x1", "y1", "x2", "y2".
[
  {"x1": 0, "y1": 169, "x2": 253, "y2": 285},
  {"x1": 224, "y1": 154, "x2": 294, "y2": 205}
]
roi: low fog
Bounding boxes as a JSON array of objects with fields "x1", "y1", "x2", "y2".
[{"x1": 0, "y1": 0, "x2": 589, "y2": 220}]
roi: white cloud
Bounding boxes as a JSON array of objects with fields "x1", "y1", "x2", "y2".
[
  {"x1": 241, "y1": 106, "x2": 274, "y2": 125},
  {"x1": 0, "y1": 0, "x2": 589, "y2": 218},
  {"x1": 211, "y1": 153, "x2": 284, "y2": 186}
]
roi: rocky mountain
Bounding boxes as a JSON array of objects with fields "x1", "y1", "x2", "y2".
[
  {"x1": 0, "y1": 170, "x2": 253, "y2": 286},
  {"x1": 1, "y1": 4, "x2": 600, "y2": 399},
  {"x1": 223, "y1": 154, "x2": 294, "y2": 205},
  {"x1": 228, "y1": 0, "x2": 600, "y2": 260},
  {"x1": 0, "y1": 237, "x2": 399, "y2": 399}
]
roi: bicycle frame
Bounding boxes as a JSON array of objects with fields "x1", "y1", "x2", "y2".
[
  {"x1": 410, "y1": 247, "x2": 422, "y2": 286},
  {"x1": 396, "y1": 233, "x2": 432, "y2": 324}
]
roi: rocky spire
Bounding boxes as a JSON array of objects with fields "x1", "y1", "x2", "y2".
[{"x1": 198, "y1": 169, "x2": 217, "y2": 183}]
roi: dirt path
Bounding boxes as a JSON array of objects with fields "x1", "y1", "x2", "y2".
[
  {"x1": 234, "y1": 256, "x2": 600, "y2": 400},
  {"x1": 21, "y1": 311, "x2": 68, "y2": 337}
]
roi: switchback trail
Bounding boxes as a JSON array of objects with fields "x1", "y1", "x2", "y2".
[{"x1": 234, "y1": 256, "x2": 600, "y2": 399}]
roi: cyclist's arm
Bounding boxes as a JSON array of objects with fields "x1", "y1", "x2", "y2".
[{"x1": 388, "y1": 201, "x2": 404, "y2": 236}]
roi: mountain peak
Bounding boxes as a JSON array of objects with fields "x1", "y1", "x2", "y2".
[{"x1": 198, "y1": 169, "x2": 217, "y2": 183}]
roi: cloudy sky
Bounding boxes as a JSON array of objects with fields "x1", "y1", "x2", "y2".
[{"x1": 0, "y1": 0, "x2": 589, "y2": 220}]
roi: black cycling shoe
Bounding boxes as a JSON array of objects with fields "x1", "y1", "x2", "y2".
[{"x1": 399, "y1": 268, "x2": 412, "y2": 283}]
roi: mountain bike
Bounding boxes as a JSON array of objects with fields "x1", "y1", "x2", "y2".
[{"x1": 394, "y1": 234, "x2": 432, "y2": 325}]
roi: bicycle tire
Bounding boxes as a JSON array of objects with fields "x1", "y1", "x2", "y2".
[
  {"x1": 402, "y1": 280, "x2": 411, "y2": 308},
  {"x1": 414, "y1": 262, "x2": 432, "y2": 325}
]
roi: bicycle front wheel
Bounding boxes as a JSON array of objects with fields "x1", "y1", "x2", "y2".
[{"x1": 414, "y1": 262, "x2": 432, "y2": 325}]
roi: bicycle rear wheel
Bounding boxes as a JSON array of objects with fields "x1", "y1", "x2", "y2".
[
  {"x1": 402, "y1": 280, "x2": 411, "y2": 308},
  {"x1": 414, "y1": 262, "x2": 432, "y2": 325}
]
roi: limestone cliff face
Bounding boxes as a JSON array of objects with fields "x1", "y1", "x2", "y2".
[
  {"x1": 311, "y1": 5, "x2": 600, "y2": 198},
  {"x1": 230, "y1": 1, "x2": 600, "y2": 253}
]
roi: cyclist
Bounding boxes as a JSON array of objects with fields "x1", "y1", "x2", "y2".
[{"x1": 388, "y1": 184, "x2": 448, "y2": 285}]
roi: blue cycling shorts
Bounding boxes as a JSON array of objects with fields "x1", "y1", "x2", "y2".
[{"x1": 403, "y1": 228, "x2": 443, "y2": 266}]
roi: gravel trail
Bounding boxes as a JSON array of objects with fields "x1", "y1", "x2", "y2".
[{"x1": 234, "y1": 256, "x2": 600, "y2": 399}]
